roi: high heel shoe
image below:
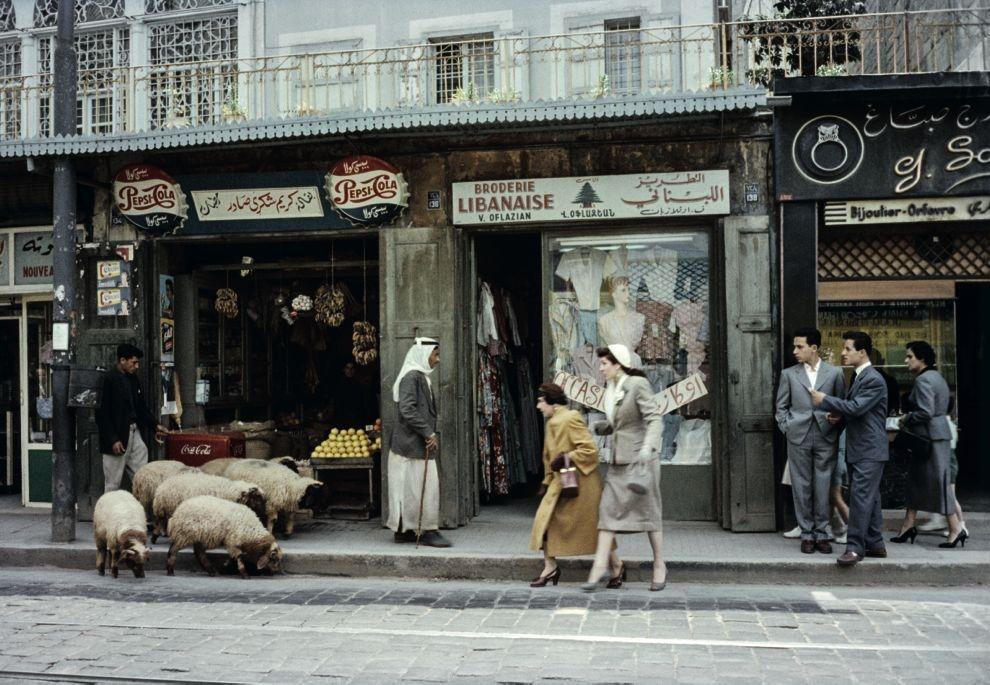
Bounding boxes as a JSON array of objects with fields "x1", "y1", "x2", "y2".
[
  {"x1": 938, "y1": 530, "x2": 968, "y2": 549},
  {"x1": 606, "y1": 563, "x2": 627, "y2": 589},
  {"x1": 890, "y1": 526, "x2": 918, "y2": 544},
  {"x1": 581, "y1": 571, "x2": 612, "y2": 592},
  {"x1": 530, "y1": 567, "x2": 562, "y2": 587}
]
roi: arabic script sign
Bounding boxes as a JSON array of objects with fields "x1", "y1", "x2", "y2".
[
  {"x1": 325, "y1": 156, "x2": 409, "y2": 226},
  {"x1": 452, "y1": 171, "x2": 730, "y2": 225},
  {"x1": 14, "y1": 232, "x2": 54, "y2": 285},
  {"x1": 191, "y1": 186, "x2": 325, "y2": 221},
  {"x1": 113, "y1": 164, "x2": 188, "y2": 234}
]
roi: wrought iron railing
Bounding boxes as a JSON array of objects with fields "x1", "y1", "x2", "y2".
[{"x1": 0, "y1": 8, "x2": 986, "y2": 141}]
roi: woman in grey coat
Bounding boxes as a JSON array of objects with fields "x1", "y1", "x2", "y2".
[
  {"x1": 891, "y1": 340, "x2": 967, "y2": 548},
  {"x1": 583, "y1": 344, "x2": 667, "y2": 591},
  {"x1": 386, "y1": 337, "x2": 451, "y2": 548}
]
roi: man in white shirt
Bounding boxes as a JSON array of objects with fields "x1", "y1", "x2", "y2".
[{"x1": 775, "y1": 328, "x2": 846, "y2": 554}]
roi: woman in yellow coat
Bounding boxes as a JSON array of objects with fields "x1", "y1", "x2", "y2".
[{"x1": 529, "y1": 383, "x2": 603, "y2": 587}]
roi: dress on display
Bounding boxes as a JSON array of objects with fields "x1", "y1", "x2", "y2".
[
  {"x1": 597, "y1": 309, "x2": 646, "y2": 351},
  {"x1": 636, "y1": 300, "x2": 675, "y2": 362},
  {"x1": 672, "y1": 300, "x2": 707, "y2": 375},
  {"x1": 548, "y1": 294, "x2": 579, "y2": 372}
]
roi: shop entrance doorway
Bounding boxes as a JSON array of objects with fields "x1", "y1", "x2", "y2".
[
  {"x1": 0, "y1": 317, "x2": 19, "y2": 496},
  {"x1": 955, "y1": 283, "x2": 990, "y2": 511}
]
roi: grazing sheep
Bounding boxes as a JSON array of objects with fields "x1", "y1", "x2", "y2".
[
  {"x1": 199, "y1": 457, "x2": 241, "y2": 477},
  {"x1": 132, "y1": 460, "x2": 197, "y2": 520},
  {"x1": 93, "y1": 490, "x2": 150, "y2": 579},
  {"x1": 166, "y1": 495, "x2": 282, "y2": 578},
  {"x1": 224, "y1": 459, "x2": 330, "y2": 537},
  {"x1": 269, "y1": 456, "x2": 299, "y2": 473},
  {"x1": 151, "y1": 471, "x2": 269, "y2": 543}
]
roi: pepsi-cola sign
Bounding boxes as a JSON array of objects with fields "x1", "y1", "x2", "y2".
[
  {"x1": 113, "y1": 164, "x2": 189, "y2": 235},
  {"x1": 325, "y1": 156, "x2": 409, "y2": 226}
]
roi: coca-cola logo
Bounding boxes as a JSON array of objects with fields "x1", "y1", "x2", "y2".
[
  {"x1": 113, "y1": 164, "x2": 188, "y2": 235},
  {"x1": 180, "y1": 444, "x2": 212, "y2": 456},
  {"x1": 325, "y1": 156, "x2": 408, "y2": 227}
]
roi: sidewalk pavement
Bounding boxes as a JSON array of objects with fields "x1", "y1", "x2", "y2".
[{"x1": 1, "y1": 496, "x2": 986, "y2": 586}]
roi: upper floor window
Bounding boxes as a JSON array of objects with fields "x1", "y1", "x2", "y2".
[
  {"x1": 0, "y1": 0, "x2": 14, "y2": 33},
  {"x1": 34, "y1": 0, "x2": 123, "y2": 28},
  {"x1": 605, "y1": 17, "x2": 641, "y2": 94},
  {"x1": 0, "y1": 39, "x2": 21, "y2": 139},
  {"x1": 146, "y1": 0, "x2": 234, "y2": 13},
  {"x1": 432, "y1": 33, "x2": 495, "y2": 104}
]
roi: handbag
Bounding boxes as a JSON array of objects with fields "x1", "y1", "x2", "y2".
[
  {"x1": 892, "y1": 429, "x2": 931, "y2": 464},
  {"x1": 558, "y1": 454, "x2": 580, "y2": 498}
]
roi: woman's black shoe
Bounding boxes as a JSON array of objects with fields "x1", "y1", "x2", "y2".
[
  {"x1": 890, "y1": 526, "x2": 918, "y2": 544},
  {"x1": 530, "y1": 567, "x2": 561, "y2": 587},
  {"x1": 606, "y1": 563, "x2": 627, "y2": 589},
  {"x1": 939, "y1": 531, "x2": 968, "y2": 549}
]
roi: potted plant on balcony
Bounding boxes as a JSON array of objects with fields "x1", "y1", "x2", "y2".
[
  {"x1": 708, "y1": 66, "x2": 735, "y2": 89},
  {"x1": 450, "y1": 82, "x2": 480, "y2": 105},
  {"x1": 294, "y1": 101, "x2": 321, "y2": 117},
  {"x1": 164, "y1": 89, "x2": 189, "y2": 129},
  {"x1": 739, "y1": 0, "x2": 865, "y2": 87},
  {"x1": 485, "y1": 87, "x2": 520, "y2": 104},
  {"x1": 222, "y1": 89, "x2": 247, "y2": 123},
  {"x1": 590, "y1": 74, "x2": 610, "y2": 99}
]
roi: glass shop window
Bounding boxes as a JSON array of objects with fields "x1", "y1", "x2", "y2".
[{"x1": 26, "y1": 301, "x2": 53, "y2": 444}]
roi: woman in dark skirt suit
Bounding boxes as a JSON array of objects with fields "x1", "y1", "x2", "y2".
[
  {"x1": 583, "y1": 344, "x2": 667, "y2": 591},
  {"x1": 890, "y1": 341, "x2": 968, "y2": 548}
]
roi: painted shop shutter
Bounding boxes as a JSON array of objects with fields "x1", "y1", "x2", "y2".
[{"x1": 723, "y1": 216, "x2": 775, "y2": 531}]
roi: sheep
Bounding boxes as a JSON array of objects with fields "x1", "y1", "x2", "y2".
[
  {"x1": 269, "y1": 456, "x2": 299, "y2": 473},
  {"x1": 166, "y1": 495, "x2": 282, "y2": 579},
  {"x1": 93, "y1": 490, "x2": 150, "y2": 579},
  {"x1": 132, "y1": 460, "x2": 197, "y2": 521},
  {"x1": 223, "y1": 459, "x2": 330, "y2": 537},
  {"x1": 199, "y1": 457, "x2": 241, "y2": 477},
  {"x1": 151, "y1": 471, "x2": 269, "y2": 543}
]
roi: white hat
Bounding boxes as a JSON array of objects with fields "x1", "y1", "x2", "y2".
[{"x1": 607, "y1": 344, "x2": 633, "y2": 369}]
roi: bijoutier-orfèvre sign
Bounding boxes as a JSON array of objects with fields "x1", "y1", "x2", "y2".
[{"x1": 452, "y1": 171, "x2": 730, "y2": 225}]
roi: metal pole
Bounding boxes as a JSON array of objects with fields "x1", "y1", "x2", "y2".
[{"x1": 51, "y1": 0, "x2": 77, "y2": 542}]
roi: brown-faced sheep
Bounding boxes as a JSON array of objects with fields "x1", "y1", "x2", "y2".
[
  {"x1": 132, "y1": 460, "x2": 197, "y2": 520},
  {"x1": 151, "y1": 471, "x2": 268, "y2": 543},
  {"x1": 223, "y1": 459, "x2": 329, "y2": 537},
  {"x1": 165, "y1": 495, "x2": 282, "y2": 578},
  {"x1": 93, "y1": 490, "x2": 150, "y2": 578}
]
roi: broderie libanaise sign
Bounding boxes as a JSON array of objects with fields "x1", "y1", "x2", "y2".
[
  {"x1": 113, "y1": 164, "x2": 189, "y2": 235},
  {"x1": 325, "y1": 156, "x2": 409, "y2": 226}
]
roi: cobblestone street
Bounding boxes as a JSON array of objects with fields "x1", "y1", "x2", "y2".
[{"x1": 0, "y1": 569, "x2": 986, "y2": 684}]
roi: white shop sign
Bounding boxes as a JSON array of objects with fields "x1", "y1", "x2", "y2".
[
  {"x1": 452, "y1": 171, "x2": 730, "y2": 225},
  {"x1": 191, "y1": 187, "x2": 325, "y2": 221},
  {"x1": 824, "y1": 196, "x2": 990, "y2": 225}
]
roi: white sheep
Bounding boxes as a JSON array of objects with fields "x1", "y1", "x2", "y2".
[
  {"x1": 93, "y1": 490, "x2": 150, "y2": 579},
  {"x1": 151, "y1": 471, "x2": 269, "y2": 543},
  {"x1": 223, "y1": 459, "x2": 329, "y2": 537},
  {"x1": 199, "y1": 457, "x2": 241, "y2": 477},
  {"x1": 132, "y1": 460, "x2": 198, "y2": 520},
  {"x1": 166, "y1": 495, "x2": 282, "y2": 578}
]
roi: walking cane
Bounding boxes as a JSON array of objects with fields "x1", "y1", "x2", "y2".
[{"x1": 415, "y1": 437, "x2": 436, "y2": 547}]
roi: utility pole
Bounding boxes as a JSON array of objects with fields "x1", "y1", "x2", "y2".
[{"x1": 51, "y1": 0, "x2": 77, "y2": 542}]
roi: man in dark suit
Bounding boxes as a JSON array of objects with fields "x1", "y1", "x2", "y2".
[{"x1": 810, "y1": 331, "x2": 888, "y2": 567}]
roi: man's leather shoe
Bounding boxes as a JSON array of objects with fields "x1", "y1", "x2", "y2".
[
  {"x1": 816, "y1": 540, "x2": 833, "y2": 554},
  {"x1": 800, "y1": 540, "x2": 815, "y2": 554},
  {"x1": 865, "y1": 547, "x2": 887, "y2": 558},
  {"x1": 418, "y1": 531, "x2": 452, "y2": 548},
  {"x1": 393, "y1": 530, "x2": 417, "y2": 544},
  {"x1": 836, "y1": 551, "x2": 862, "y2": 567}
]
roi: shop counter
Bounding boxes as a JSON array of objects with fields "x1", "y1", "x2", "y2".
[{"x1": 309, "y1": 456, "x2": 376, "y2": 520}]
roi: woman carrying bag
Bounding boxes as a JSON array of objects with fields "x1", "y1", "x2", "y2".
[
  {"x1": 528, "y1": 383, "x2": 604, "y2": 587},
  {"x1": 583, "y1": 344, "x2": 667, "y2": 592},
  {"x1": 891, "y1": 340, "x2": 967, "y2": 548}
]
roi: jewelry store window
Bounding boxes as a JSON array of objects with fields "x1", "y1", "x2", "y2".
[{"x1": 547, "y1": 231, "x2": 712, "y2": 466}]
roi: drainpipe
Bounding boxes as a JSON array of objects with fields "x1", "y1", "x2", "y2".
[{"x1": 51, "y1": 0, "x2": 77, "y2": 543}]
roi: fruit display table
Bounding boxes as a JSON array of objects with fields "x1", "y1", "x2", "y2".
[{"x1": 309, "y1": 456, "x2": 376, "y2": 520}]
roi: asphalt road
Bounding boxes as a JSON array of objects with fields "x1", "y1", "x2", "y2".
[{"x1": 0, "y1": 568, "x2": 986, "y2": 684}]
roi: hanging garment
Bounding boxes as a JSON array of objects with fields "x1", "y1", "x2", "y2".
[
  {"x1": 548, "y1": 294, "x2": 580, "y2": 371},
  {"x1": 597, "y1": 308, "x2": 645, "y2": 351},
  {"x1": 554, "y1": 248, "x2": 617, "y2": 311},
  {"x1": 571, "y1": 344, "x2": 606, "y2": 386},
  {"x1": 477, "y1": 282, "x2": 499, "y2": 347},
  {"x1": 673, "y1": 300, "x2": 707, "y2": 375},
  {"x1": 515, "y1": 355, "x2": 542, "y2": 476},
  {"x1": 503, "y1": 292, "x2": 524, "y2": 348},
  {"x1": 674, "y1": 258, "x2": 708, "y2": 302},
  {"x1": 674, "y1": 418, "x2": 711, "y2": 465},
  {"x1": 628, "y1": 247, "x2": 679, "y2": 304},
  {"x1": 636, "y1": 300, "x2": 676, "y2": 362},
  {"x1": 660, "y1": 412, "x2": 682, "y2": 462}
]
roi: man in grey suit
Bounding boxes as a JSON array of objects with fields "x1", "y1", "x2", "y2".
[
  {"x1": 775, "y1": 328, "x2": 845, "y2": 554},
  {"x1": 810, "y1": 331, "x2": 889, "y2": 567}
]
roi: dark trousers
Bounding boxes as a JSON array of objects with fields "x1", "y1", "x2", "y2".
[{"x1": 845, "y1": 459, "x2": 885, "y2": 555}]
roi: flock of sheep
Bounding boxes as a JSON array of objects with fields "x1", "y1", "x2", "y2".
[{"x1": 93, "y1": 457, "x2": 330, "y2": 579}]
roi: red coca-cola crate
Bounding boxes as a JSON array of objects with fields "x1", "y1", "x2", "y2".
[{"x1": 165, "y1": 430, "x2": 246, "y2": 467}]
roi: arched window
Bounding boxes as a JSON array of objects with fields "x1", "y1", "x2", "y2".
[
  {"x1": 33, "y1": 0, "x2": 124, "y2": 29},
  {"x1": 0, "y1": 0, "x2": 15, "y2": 33},
  {"x1": 145, "y1": 0, "x2": 233, "y2": 13}
]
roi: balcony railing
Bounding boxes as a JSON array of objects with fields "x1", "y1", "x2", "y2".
[{"x1": 0, "y1": 8, "x2": 986, "y2": 141}]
